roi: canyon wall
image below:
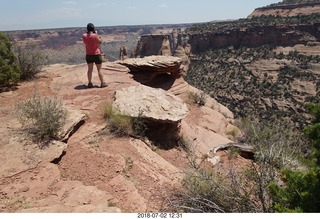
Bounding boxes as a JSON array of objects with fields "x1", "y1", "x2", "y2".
[
  {"x1": 183, "y1": 23, "x2": 320, "y2": 54},
  {"x1": 248, "y1": 1, "x2": 320, "y2": 18}
]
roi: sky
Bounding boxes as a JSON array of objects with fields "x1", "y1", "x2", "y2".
[{"x1": 0, "y1": 0, "x2": 281, "y2": 31}]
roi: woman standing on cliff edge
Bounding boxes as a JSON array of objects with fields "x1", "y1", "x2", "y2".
[{"x1": 82, "y1": 23, "x2": 107, "y2": 88}]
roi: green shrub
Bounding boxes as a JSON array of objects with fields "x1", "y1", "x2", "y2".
[
  {"x1": 15, "y1": 92, "x2": 68, "y2": 143},
  {"x1": 270, "y1": 103, "x2": 320, "y2": 212},
  {"x1": 131, "y1": 114, "x2": 148, "y2": 138},
  {"x1": 108, "y1": 113, "x2": 133, "y2": 136},
  {"x1": 102, "y1": 102, "x2": 147, "y2": 137},
  {"x1": 103, "y1": 102, "x2": 132, "y2": 136},
  {"x1": 0, "y1": 32, "x2": 21, "y2": 85},
  {"x1": 269, "y1": 169, "x2": 318, "y2": 212}
]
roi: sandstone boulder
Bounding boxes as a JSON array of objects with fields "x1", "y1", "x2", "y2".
[
  {"x1": 58, "y1": 106, "x2": 86, "y2": 143},
  {"x1": 117, "y1": 55, "x2": 185, "y2": 84},
  {"x1": 113, "y1": 85, "x2": 189, "y2": 123},
  {"x1": 174, "y1": 44, "x2": 191, "y2": 74},
  {"x1": 113, "y1": 84, "x2": 189, "y2": 146}
]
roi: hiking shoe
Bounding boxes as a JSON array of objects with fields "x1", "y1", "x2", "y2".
[
  {"x1": 100, "y1": 82, "x2": 108, "y2": 88},
  {"x1": 88, "y1": 82, "x2": 93, "y2": 88}
]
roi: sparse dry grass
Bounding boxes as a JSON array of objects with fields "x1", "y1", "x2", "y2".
[
  {"x1": 102, "y1": 101, "x2": 147, "y2": 138},
  {"x1": 187, "y1": 91, "x2": 207, "y2": 107}
]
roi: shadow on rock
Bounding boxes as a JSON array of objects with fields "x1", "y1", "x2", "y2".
[
  {"x1": 0, "y1": 84, "x2": 19, "y2": 93},
  {"x1": 74, "y1": 84, "x2": 87, "y2": 90},
  {"x1": 143, "y1": 74, "x2": 176, "y2": 91},
  {"x1": 75, "y1": 84, "x2": 102, "y2": 90}
]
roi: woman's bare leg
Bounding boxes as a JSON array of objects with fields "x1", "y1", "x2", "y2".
[
  {"x1": 87, "y1": 63, "x2": 94, "y2": 83},
  {"x1": 96, "y1": 63, "x2": 104, "y2": 83}
]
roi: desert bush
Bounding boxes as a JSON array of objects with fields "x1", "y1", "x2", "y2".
[
  {"x1": 14, "y1": 44, "x2": 48, "y2": 80},
  {"x1": 131, "y1": 112, "x2": 148, "y2": 138},
  {"x1": 162, "y1": 167, "x2": 260, "y2": 213},
  {"x1": 108, "y1": 113, "x2": 133, "y2": 136},
  {"x1": 163, "y1": 160, "x2": 271, "y2": 212},
  {"x1": 226, "y1": 127, "x2": 239, "y2": 140},
  {"x1": 234, "y1": 118, "x2": 306, "y2": 212},
  {"x1": 15, "y1": 92, "x2": 68, "y2": 143},
  {"x1": 169, "y1": 170, "x2": 227, "y2": 213},
  {"x1": 164, "y1": 118, "x2": 305, "y2": 213},
  {"x1": 188, "y1": 91, "x2": 207, "y2": 106},
  {"x1": 236, "y1": 118, "x2": 304, "y2": 169},
  {"x1": 0, "y1": 32, "x2": 21, "y2": 85}
]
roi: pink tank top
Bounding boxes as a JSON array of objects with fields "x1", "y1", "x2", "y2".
[{"x1": 82, "y1": 33, "x2": 101, "y2": 55}]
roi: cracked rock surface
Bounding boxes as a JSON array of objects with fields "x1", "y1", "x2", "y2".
[{"x1": 0, "y1": 61, "x2": 236, "y2": 213}]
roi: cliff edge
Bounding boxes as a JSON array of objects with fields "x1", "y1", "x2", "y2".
[{"x1": 0, "y1": 58, "x2": 238, "y2": 212}]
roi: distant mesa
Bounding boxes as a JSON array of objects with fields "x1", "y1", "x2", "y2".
[{"x1": 248, "y1": 1, "x2": 320, "y2": 18}]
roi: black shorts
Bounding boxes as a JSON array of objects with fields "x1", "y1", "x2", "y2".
[{"x1": 86, "y1": 54, "x2": 103, "y2": 64}]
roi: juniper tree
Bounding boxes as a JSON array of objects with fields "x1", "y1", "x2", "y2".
[{"x1": 0, "y1": 32, "x2": 20, "y2": 85}]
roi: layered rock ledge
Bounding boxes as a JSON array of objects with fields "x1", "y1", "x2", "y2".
[
  {"x1": 113, "y1": 84, "x2": 189, "y2": 146},
  {"x1": 117, "y1": 55, "x2": 185, "y2": 84}
]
